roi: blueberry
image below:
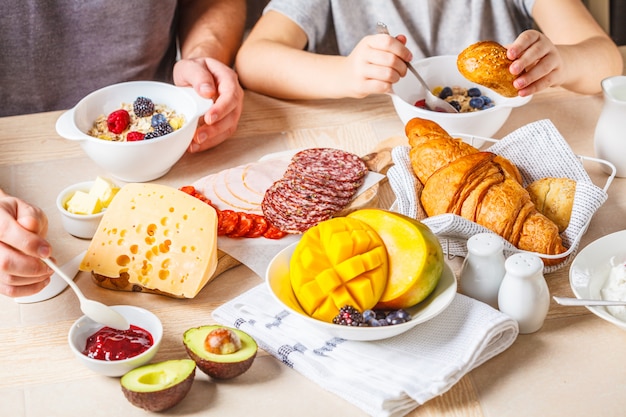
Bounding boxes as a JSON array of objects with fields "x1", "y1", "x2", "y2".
[
  {"x1": 362, "y1": 309, "x2": 376, "y2": 322},
  {"x1": 468, "y1": 87, "x2": 482, "y2": 97},
  {"x1": 396, "y1": 309, "x2": 411, "y2": 321},
  {"x1": 449, "y1": 100, "x2": 462, "y2": 111},
  {"x1": 469, "y1": 97, "x2": 485, "y2": 109},
  {"x1": 377, "y1": 319, "x2": 389, "y2": 326},
  {"x1": 368, "y1": 319, "x2": 382, "y2": 327},
  {"x1": 151, "y1": 113, "x2": 167, "y2": 127},
  {"x1": 481, "y1": 95, "x2": 492, "y2": 105},
  {"x1": 438, "y1": 86, "x2": 453, "y2": 99}
]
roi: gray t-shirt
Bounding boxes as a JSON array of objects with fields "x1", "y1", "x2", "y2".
[
  {"x1": 265, "y1": 0, "x2": 535, "y2": 57},
  {"x1": 1, "y1": 1, "x2": 179, "y2": 117}
]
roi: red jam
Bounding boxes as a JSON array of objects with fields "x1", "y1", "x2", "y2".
[{"x1": 83, "y1": 325, "x2": 153, "y2": 361}]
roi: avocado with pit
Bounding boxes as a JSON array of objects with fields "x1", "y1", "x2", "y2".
[
  {"x1": 120, "y1": 359, "x2": 196, "y2": 412},
  {"x1": 183, "y1": 325, "x2": 257, "y2": 379}
]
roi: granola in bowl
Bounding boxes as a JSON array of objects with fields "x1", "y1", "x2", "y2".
[{"x1": 88, "y1": 96, "x2": 185, "y2": 142}]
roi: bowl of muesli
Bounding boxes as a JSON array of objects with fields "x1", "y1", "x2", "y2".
[
  {"x1": 390, "y1": 55, "x2": 531, "y2": 140},
  {"x1": 55, "y1": 81, "x2": 213, "y2": 182}
]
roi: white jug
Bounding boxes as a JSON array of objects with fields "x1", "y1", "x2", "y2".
[{"x1": 594, "y1": 75, "x2": 626, "y2": 177}]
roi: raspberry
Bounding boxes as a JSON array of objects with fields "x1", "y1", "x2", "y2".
[
  {"x1": 133, "y1": 97, "x2": 154, "y2": 117},
  {"x1": 126, "y1": 131, "x2": 145, "y2": 142},
  {"x1": 106, "y1": 109, "x2": 130, "y2": 134}
]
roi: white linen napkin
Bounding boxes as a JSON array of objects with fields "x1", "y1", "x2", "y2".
[{"x1": 212, "y1": 284, "x2": 518, "y2": 417}]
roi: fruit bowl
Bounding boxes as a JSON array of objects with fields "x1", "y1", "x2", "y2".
[
  {"x1": 390, "y1": 55, "x2": 531, "y2": 138},
  {"x1": 68, "y1": 305, "x2": 163, "y2": 377},
  {"x1": 55, "y1": 81, "x2": 213, "y2": 182},
  {"x1": 569, "y1": 230, "x2": 626, "y2": 331},
  {"x1": 266, "y1": 242, "x2": 457, "y2": 341}
]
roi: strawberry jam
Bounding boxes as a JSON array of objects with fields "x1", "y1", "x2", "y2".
[{"x1": 83, "y1": 325, "x2": 153, "y2": 361}]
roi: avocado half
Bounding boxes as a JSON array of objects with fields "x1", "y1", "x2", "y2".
[
  {"x1": 183, "y1": 325, "x2": 257, "y2": 379},
  {"x1": 120, "y1": 359, "x2": 196, "y2": 412}
]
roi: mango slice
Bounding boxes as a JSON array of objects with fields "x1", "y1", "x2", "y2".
[
  {"x1": 290, "y1": 217, "x2": 388, "y2": 322},
  {"x1": 348, "y1": 209, "x2": 444, "y2": 309}
]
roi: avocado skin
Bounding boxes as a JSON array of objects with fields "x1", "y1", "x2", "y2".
[
  {"x1": 121, "y1": 359, "x2": 196, "y2": 412},
  {"x1": 183, "y1": 325, "x2": 258, "y2": 379}
]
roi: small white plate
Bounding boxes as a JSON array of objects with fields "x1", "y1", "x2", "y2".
[
  {"x1": 569, "y1": 230, "x2": 626, "y2": 331},
  {"x1": 266, "y1": 242, "x2": 457, "y2": 341}
]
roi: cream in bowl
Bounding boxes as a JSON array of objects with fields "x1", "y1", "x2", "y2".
[
  {"x1": 390, "y1": 55, "x2": 531, "y2": 139},
  {"x1": 55, "y1": 81, "x2": 213, "y2": 182},
  {"x1": 68, "y1": 305, "x2": 163, "y2": 377},
  {"x1": 56, "y1": 177, "x2": 119, "y2": 239}
]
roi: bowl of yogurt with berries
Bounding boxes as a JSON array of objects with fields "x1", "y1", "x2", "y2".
[{"x1": 56, "y1": 81, "x2": 213, "y2": 182}]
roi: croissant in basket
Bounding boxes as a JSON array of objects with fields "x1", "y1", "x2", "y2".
[{"x1": 406, "y1": 117, "x2": 567, "y2": 264}]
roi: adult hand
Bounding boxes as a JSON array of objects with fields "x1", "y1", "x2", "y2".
[
  {"x1": 507, "y1": 29, "x2": 565, "y2": 97},
  {"x1": 0, "y1": 193, "x2": 52, "y2": 298},
  {"x1": 341, "y1": 33, "x2": 412, "y2": 98},
  {"x1": 174, "y1": 57, "x2": 244, "y2": 152}
]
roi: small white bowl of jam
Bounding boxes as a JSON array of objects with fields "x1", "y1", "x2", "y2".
[{"x1": 68, "y1": 305, "x2": 163, "y2": 377}]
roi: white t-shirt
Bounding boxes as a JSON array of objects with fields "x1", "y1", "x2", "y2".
[{"x1": 265, "y1": 0, "x2": 535, "y2": 58}]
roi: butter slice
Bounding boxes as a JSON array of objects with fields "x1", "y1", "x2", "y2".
[
  {"x1": 66, "y1": 190, "x2": 103, "y2": 215},
  {"x1": 80, "y1": 183, "x2": 218, "y2": 298},
  {"x1": 89, "y1": 176, "x2": 119, "y2": 208}
]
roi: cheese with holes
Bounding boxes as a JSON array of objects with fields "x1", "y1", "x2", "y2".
[{"x1": 79, "y1": 183, "x2": 218, "y2": 298}]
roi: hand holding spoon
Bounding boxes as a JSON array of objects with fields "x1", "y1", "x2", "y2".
[
  {"x1": 41, "y1": 257, "x2": 130, "y2": 330},
  {"x1": 376, "y1": 22, "x2": 459, "y2": 113}
]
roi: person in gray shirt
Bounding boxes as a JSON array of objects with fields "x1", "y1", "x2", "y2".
[
  {"x1": 1, "y1": 0, "x2": 246, "y2": 153},
  {"x1": 236, "y1": 0, "x2": 623, "y2": 100}
]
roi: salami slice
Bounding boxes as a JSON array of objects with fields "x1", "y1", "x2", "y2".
[
  {"x1": 245, "y1": 215, "x2": 269, "y2": 238},
  {"x1": 218, "y1": 210, "x2": 240, "y2": 236},
  {"x1": 227, "y1": 212, "x2": 255, "y2": 237},
  {"x1": 290, "y1": 148, "x2": 368, "y2": 182}
]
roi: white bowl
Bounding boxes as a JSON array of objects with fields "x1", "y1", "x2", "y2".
[
  {"x1": 68, "y1": 305, "x2": 163, "y2": 377},
  {"x1": 266, "y1": 242, "x2": 457, "y2": 341},
  {"x1": 569, "y1": 230, "x2": 626, "y2": 331},
  {"x1": 55, "y1": 81, "x2": 213, "y2": 182},
  {"x1": 390, "y1": 55, "x2": 531, "y2": 138},
  {"x1": 56, "y1": 181, "x2": 105, "y2": 239}
]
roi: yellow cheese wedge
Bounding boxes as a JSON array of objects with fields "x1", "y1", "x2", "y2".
[{"x1": 80, "y1": 183, "x2": 218, "y2": 298}]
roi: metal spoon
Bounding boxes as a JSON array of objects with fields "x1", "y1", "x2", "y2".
[
  {"x1": 41, "y1": 257, "x2": 130, "y2": 330},
  {"x1": 376, "y1": 22, "x2": 459, "y2": 113},
  {"x1": 553, "y1": 296, "x2": 626, "y2": 307}
]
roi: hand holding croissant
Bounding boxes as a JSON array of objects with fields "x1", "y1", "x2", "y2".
[{"x1": 406, "y1": 117, "x2": 567, "y2": 265}]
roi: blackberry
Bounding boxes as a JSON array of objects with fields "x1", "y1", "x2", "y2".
[
  {"x1": 153, "y1": 122, "x2": 173, "y2": 136},
  {"x1": 133, "y1": 97, "x2": 155, "y2": 117},
  {"x1": 332, "y1": 305, "x2": 363, "y2": 326}
]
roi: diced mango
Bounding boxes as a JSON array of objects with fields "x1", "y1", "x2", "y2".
[{"x1": 289, "y1": 217, "x2": 389, "y2": 322}]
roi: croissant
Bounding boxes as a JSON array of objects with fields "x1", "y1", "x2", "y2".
[{"x1": 406, "y1": 117, "x2": 567, "y2": 264}]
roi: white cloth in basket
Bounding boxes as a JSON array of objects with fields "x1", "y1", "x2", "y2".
[
  {"x1": 387, "y1": 119, "x2": 609, "y2": 273},
  {"x1": 213, "y1": 284, "x2": 518, "y2": 417}
]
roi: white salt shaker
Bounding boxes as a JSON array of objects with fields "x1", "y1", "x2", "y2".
[
  {"x1": 459, "y1": 233, "x2": 506, "y2": 308},
  {"x1": 498, "y1": 253, "x2": 550, "y2": 334}
]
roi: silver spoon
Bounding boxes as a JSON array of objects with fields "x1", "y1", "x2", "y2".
[
  {"x1": 553, "y1": 296, "x2": 626, "y2": 307},
  {"x1": 41, "y1": 257, "x2": 130, "y2": 330},
  {"x1": 376, "y1": 22, "x2": 459, "y2": 113}
]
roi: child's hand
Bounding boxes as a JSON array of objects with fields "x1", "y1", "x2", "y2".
[
  {"x1": 341, "y1": 33, "x2": 413, "y2": 98},
  {"x1": 507, "y1": 29, "x2": 565, "y2": 97}
]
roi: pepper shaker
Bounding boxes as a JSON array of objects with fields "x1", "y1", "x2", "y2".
[
  {"x1": 459, "y1": 233, "x2": 506, "y2": 309},
  {"x1": 498, "y1": 253, "x2": 550, "y2": 334}
]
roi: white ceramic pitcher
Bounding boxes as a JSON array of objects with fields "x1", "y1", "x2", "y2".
[{"x1": 594, "y1": 75, "x2": 626, "y2": 177}]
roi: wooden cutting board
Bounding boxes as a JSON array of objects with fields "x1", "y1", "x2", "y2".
[{"x1": 91, "y1": 143, "x2": 397, "y2": 297}]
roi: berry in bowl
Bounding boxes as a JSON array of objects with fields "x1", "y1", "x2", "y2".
[
  {"x1": 390, "y1": 55, "x2": 531, "y2": 140},
  {"x1": 68, "y1": 305, "x2": 163, "y2": 377},
  {"x1": 56, "y1": 81, "x2": 213, "y2": 182},
  {"x1": 265, "y1": 209, "x2": 457, "y2": 341}
]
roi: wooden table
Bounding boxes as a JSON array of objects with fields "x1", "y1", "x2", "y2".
[{"x1": 2, "y1": 86, "x2": 626, "y2": 417}]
